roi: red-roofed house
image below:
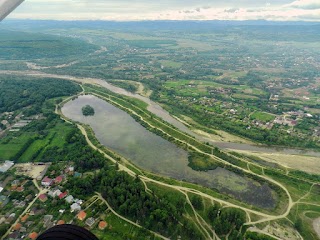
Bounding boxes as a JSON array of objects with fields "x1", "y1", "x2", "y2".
[
  {"x1": 41, "y1": 176, "x2": 53, "y2": 187},
  {"x1": 58, "y1": 192, "x2": 68, "y2": 200},
  {"x1": 39, "y1": 194, "x2": 48, "y2": 202},
  {"x1": 29, "y1": 232, "x2": 38, "y2": 240},
  {"x1": 77, "y1": 211, "x2": 86, "y2": 221},
  {"x1": 54, "y1": 175, "x2": 63, "y2": 184},
  {"x1": 16, "y1": 186, "x2": 24, "y2": 192},
  {"x1": 13, "y1": 223, "x2": 22, "y2": 231},
  {"x1": 21, "y1": 214, "x2": 29, "y2": 223},
  {"x1": 98, "y1": 221, "x2": 108, "y2": 230},
  {"x1": 57, "y1": 220, "x2": 65, "y2": 225}
]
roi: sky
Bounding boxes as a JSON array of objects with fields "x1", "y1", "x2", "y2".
[{"x1": 7, "y1": 0, "x2": 320, "y2": 21}]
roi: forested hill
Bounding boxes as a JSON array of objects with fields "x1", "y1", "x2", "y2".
[
  {"x1": 0, "y1": 76, "x2": 81, "y2": 113},
  {"x1": 0, "y1": 29, "x2": 98, "y2": 60}
]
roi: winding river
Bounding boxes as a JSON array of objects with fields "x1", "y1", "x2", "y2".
[{"x1": 1, "y1": 70, "x2": 319, "y2": 157}]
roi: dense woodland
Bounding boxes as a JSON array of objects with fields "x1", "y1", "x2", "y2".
[
  {"x1": 0, "y1": 76, "x2": 81, "y2": 114},
  {"x1": 82, "y1": 105, "x2": 95, "y2": 116}
]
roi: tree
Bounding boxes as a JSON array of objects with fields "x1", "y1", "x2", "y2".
[{"x1": 191, "y1": 195, "x2": 204, "y2": 210}]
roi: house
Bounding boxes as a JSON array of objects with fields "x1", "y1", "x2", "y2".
[
  {"x1": 5, "y1": 213, "x2": 16, "y2": 224},
  {"x1": 0, "y1": 160, "x2": 14, "y2": 173},
  {"x1": 29, "y1": 232, "x2": 38, "y2": 240},
  {"x1": 54, "y1": 176, "x2": 63, "y2": 184},
  {"x1": 35, "y1": 209, "x2": 45, "y2": 216},
  {"x1": 29, "y1": 207, "x2": 37, "y2": 216},
  {"x1": 58, "y1": 191, "x2": 68, "y2": 200},
  {"x1": 85, "y1": 217, "x2": 95, "y2": 227},
  {"x1": 26, "y1": 221, "x2": 34, "y2": 227},
  {"x1": 16, "y1": 186, "x2": 24, "y2": 192},
  {"x1": 21, "y1": 214, "x2": 29, "y2": 223},
  {"x1": 8, "y1": 231, "x2": 19, "y2": 240},
  {"x1": 0, "y1": 195, "x2": 9, "y2": 206},
  {"x1": 53, "y1": 189, "x2": 62, "y2": 198},
  {"x1": 20, "y1": 227, "x2": 27, "y2": 233},
  {"x1": 48, "y1": 190, "x2": 55, "y2": 198},
  {"x1": 57, "y1": 220, "x2": 65, "y2": 225},
  {"x1": 13, "y1": 223, "x2": 22, "y2": 231},
  {"x1": 25, "y1": 194, "x2": 33, "y2": 201},
  {"x1": 17, "y1": 201, "x2": 26, "y2": 208},
  {"x1": 77, "y1": 211, "x2": 86, "y2": 221},
  {"x1": 11, "y1": 180, "x2": 20, "y2": 187},
  {"x1": 41, "y1": 176, "x2": 53, "y2": 187},
  {"x1": 74, "y1": 199, "x2": 83, "y2": 205},
  {"x1": 39, "y1": 194, "x2": 48, "y2": 202},
  {"x1": 43, "y1": 215, "x2": 53, "y2": 227},
  {"x1": 98, "y1": 221, "x2": 108, "y2": 230},
  {"x1": 71, "y1": 203, "x2": 81, "y2": 212},
  {"x1": 65, "y1": 195, "x2": 74, "y2": 204},
  {"x1": 66, "y1": 166, "x2": 74, "y2": 175}
]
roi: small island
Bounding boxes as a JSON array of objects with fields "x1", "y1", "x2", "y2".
[{"x1": 82, "y1": 105, "x2": 95, "y2": 116}]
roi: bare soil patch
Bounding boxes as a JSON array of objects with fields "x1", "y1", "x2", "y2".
[
  {"x1": 314, "y1": 218, "x2": 320, "y2": 239},
  {"x1": 235, "y1": 150, "x2": 320, "y2": 175},
  {"x1": 14, "y1": 163, "x2": 49, "y2": 179}
]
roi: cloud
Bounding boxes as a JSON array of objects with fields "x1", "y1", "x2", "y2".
[
  {"x1": 287, "y1": 0, "x2": 320, "y2": 9},
  {"x1": 224, "y1": 8, "x2": 239, "y2": 13},
  {"x1": 5, "y1": 0, "x2": 320, "y2": 21}
]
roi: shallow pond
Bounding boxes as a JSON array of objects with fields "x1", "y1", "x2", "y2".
[{"x1": 62, "y1": 95, "x2": 276, "y2": 208}]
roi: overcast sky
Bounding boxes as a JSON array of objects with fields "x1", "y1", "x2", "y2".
[{"x1": 7, "y1": 0, "x2": 320, "y2": 21}]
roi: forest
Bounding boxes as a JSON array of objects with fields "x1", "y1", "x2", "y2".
[{"x1": 0, "y1": 76, "x2": 81, "y2": 114}]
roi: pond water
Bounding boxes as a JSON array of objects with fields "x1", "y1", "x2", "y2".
[{"x1": 62, "y1": 95, "x2": 276, "y2": 208}]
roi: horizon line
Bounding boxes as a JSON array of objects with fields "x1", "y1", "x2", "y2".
[{"x1": 4, "y1": 18, "x2": 320, "y2": 23}]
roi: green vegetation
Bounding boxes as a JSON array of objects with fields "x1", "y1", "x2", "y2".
[
  {"x1": 188, "y1": 152, "x2": 221, "y2": 171},
  {"x1": 1, "y1": 23, "x2": 320, "y2": 240},
  {"x1": 245, "y1": 232, "x2": 277, "y2": 240},
  {"x1": 0, "y1": 75, "x2": 80, "y2": 114},
  {"x1": 0, "y1": 30, "x2": 97, "y2": 60},
  {"x1": 108, "y1": 80, "x2": 138, "y2": 93},
  {"x1": 82, "y1": 105, "x2": 95, "y2": 116},
  {"x1": 251, "y1": 111, "x2": 275, "y2": 122}
]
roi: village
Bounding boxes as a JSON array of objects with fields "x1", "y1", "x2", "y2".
[{"x1": 0, "y1": 161, "x2": 111, "y2": 240}]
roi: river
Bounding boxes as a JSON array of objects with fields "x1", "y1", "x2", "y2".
[{"x1": 1, "y1": 70, "x2": 319, "y2": 157}]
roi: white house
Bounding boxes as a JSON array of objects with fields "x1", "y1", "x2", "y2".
[
  {"x1": 65, "y1": 195, "x2": 74, "y2": 204},
  {"x1": 70, "y1": 203, "x2": 81, "y2": 212}
]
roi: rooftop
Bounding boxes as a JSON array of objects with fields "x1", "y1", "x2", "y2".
[
  {"x1": 42, "y1": 176, "x2": 53, "y2": 183},
  {"x1": 57, "y1": 220, "x2": 65, "y2": 225},
  {"x1": 98, "y1": 221, "x2": 108, "y2": 230},
  {"x1": 0, "y1": 160, "x2": 14, "y2": 173},
  {"x1": 29, "y1": 232, "x2": 38, "y2": 240},
  {"x1": 77, "y1": 211, "x2": 86, "y2": 221}
]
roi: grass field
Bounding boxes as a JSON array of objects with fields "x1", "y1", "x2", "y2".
[
  {"x1": 20, "y1": 122, "x2": 73, "y2": 162},
  {"x1": 159, "y1": 60, "x2": 183, "y2": 68},
  {"x1": 0, "y1": 120, "x2": 73, "y2": 163},
  {"x1": 93, "y1": 213, "x2": 158, "y2": 240},
  {"x1": 251, "y1": 111, "x2": 276, "y2": 122},
  {"x1": 0, "y1": 133, "x2": 35, "y2": 160}
]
